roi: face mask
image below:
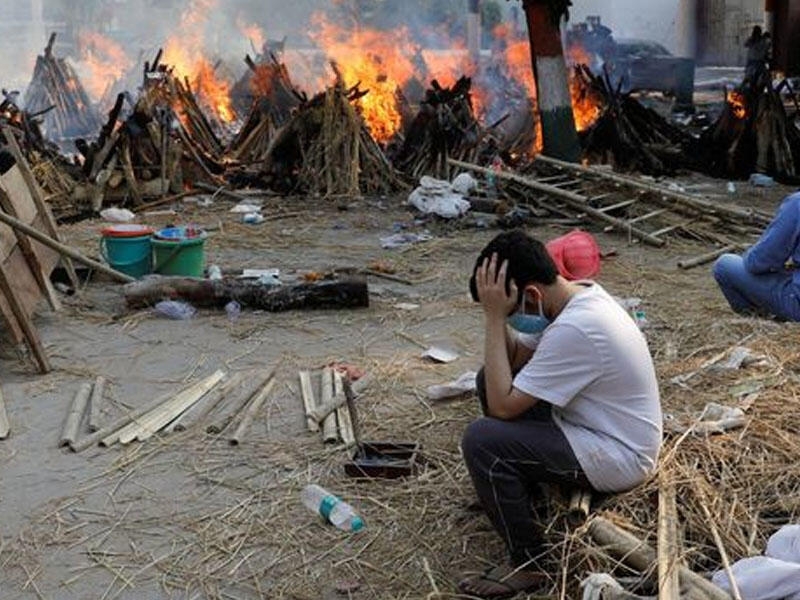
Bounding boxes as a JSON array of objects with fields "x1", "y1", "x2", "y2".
[{"x1": 506, "y1": 291, "x2": 550, "y2": 334}]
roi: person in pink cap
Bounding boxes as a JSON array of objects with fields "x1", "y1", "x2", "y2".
[{"x1": 458, "y1": 230, "x2": 662, "y2": 598}]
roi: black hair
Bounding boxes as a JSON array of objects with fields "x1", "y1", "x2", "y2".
[{"x1": 468, "y1": 230, "x2": 558, "y2": 303}]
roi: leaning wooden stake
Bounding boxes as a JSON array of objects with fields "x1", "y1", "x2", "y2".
[
  {"x1": 587, "y1": 516, "x2": 732, "y2": 600},
  {"x1": 59, "y1": 383, "x2": 92, "y2": 447},
  {"x1": 334, "y1": 371, "x2": 355, "y2": 447},
  {"x1": 0, "y1": 385, "x2": 9, "y2": 439},
  {"x1": 88, "y1": 376, "x2": 106, "y2": 432},
  {"x1": 319, "y1": 367, "x2": 338, "y2": 444},
  {"x1": 229, "y1": 376, "x2": 276, "y2": 446},
  {"x1": 658, "y1": 474, "x2": 681, "y2": 600},
  {"x1": 0, "y1": 209, "x2": 134, "y2": 283},
  {"x1": 299, "y1": 370, "x2": 319, "y2": 432}
]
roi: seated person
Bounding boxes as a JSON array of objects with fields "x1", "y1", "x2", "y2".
[
  {"x1": 459, "y1": 230, "x2": 662, "y2": 599},
  {"x1": 713, "y1": 191, "x2": 800, "y2": 321}
]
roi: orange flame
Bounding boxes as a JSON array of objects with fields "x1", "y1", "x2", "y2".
[
  {"x1": 77, "y1": 32, "x2": 133, "y2": 102},
  {"x1": 570, "y1": 78, "x2": 602, "y2": 132},
  {"x1": 237, "y1": 17, "x2": 265, "y2": 51},
  {"x1": 309, "y1": 13, "x2": 418, "y2": 143},
  {"x1": 163, "y1": 0, "x2": 236, "y2": 124},
  {"x1": 727, "y1": 90, "x2": 747, "y2": 119}
]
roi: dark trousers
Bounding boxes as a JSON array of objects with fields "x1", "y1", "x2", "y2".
[{"x1": 461, "y1": 369, "x2": 592, "y2": 566}]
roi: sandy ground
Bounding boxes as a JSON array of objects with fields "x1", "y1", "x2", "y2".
[{"x1": 0, "y1": 171, "x2": 796, "y2": 599}]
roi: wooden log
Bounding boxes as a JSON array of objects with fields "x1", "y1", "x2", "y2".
[
  {"x1": 59, "y1": 383, "x2": 92, "y2": 447},
  {"x1": 658, "y1": 474, "x2": 681, "y2": 600},
  {"x1": 1, "y1": 126, "x2": 79, "y2": 287},
  {"x1": 0, "y1": 385, "x2": 9, "y2": 439},
  {"x1": 299, "y1": 370, "x2": 319, "y2": 432},
  {"x1": 0, "y1": 210, "x2": 134, "y2": 283},
  {"x1": 320, "y1": 367, "x2": 338, "y2": 444},
  {"x1": 587, "y1": 516, "x2": 732, "y2": 599},
  {"x1": 334, "y1": 371, "x2": 355, "y2": 447},
  {"x1": 119, "y1": 370, "x2": 225, "y2": 443},
  {"x1": 88, "y1": 376, "x2": 105, "y2": 433},
  {"x1": 448, "y1": 159, "x2": 666, "y2": 247},
  {"x1": 123, "y1": 275, "x2": 368, "y2": 311},
  {"x1": 0, "y1": 260, "x2": 50, "y2": 372},
  {"x1": 229, "y1": 376, "x2": 276, "y2": 445}
]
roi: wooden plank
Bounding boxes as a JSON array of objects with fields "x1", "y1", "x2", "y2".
[
  {"x1": 1, "y1": 126, "x2": 79, "y2": 288},
  {"x1": 626, "y1": 208, "x2": 668, "y2": 224},
  {"x1": 0, "y1": 186, "x2": 61, "y2": 311},
  {"x1": 0, "y1": 260, "x2": 50, "y2": 372},
  {"x1": 596, "y1": 199, "x2": 638, "y2": 213}
]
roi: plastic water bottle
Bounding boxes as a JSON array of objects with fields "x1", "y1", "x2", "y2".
[
  {"x1": 301, "y1": 484, "x2": 364, "y2": 532},
  {"x1": 225, "y1": 300, "x2": 241, "y2": 323},
  {"x1": 633, "y1": 309, "x2": 649, "y2": 330}
]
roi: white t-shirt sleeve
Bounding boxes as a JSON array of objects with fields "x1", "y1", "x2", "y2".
[{"x1": 512, "y1": 323, "x2": 602, "y2": 407}]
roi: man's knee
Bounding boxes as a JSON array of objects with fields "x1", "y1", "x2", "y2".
[
  {"x1": 712, "y1": 253, "x2": 740, "y2": 285},
  {"x1": 461, "y1": 417, "x2": 498, "y2": 469}
]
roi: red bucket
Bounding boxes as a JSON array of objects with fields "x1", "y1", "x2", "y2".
[{"x1": 546, "y1": 230, "x2": 601, "y2": 281}]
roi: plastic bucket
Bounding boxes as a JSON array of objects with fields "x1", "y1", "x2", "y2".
[
  {"x1": 152, "y1": 227, "x2": 207, "y2": 277},
  {"x1": 545, "y1": 230, "x2": 601, "y2": 281},
  {"x1": 100, "y1": 224, "x2": 154, "y2": 279}
]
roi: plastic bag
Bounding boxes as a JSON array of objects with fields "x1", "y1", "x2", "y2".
[
  {"x1": 154, "y1": 300, "x2": 196, "y2": 320},
  {"x1": 426, "y1": 371, "x2": 477, "y2": 401}
]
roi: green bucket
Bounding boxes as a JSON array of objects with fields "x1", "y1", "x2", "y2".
[
  {"x1": 152, "y1": 229, "x2": 207, "y2": 277},
  {"x1": 100, "y1": 225, "x2": 154, "y2": 279}
]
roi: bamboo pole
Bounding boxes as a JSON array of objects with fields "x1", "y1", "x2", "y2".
[
  {"x1": 88, "y1": 376, "x2": 105, "y2": 433},
  {"x1": 117, "y1": 370, "x2": 224, "y2": 444},
  {"x1": 229, "y1": 377, "x2": 276, "y2": 446},
  {"x1": 0, "y1": 385, "x2": 9, "y2": 439},
  {"x1": 207, "y1": 371, "x2": 273, "y2": 434},
  {"x1": 658, "y1": 475, "x2": 681, "y2": 600},
  {"x1": 59, "y1": 383, "x2": 92, "y2": 447},
  {"x1": 170, "y1": 371, "x2": 244, "y2": 432},
  {"x1": 587, "y1": 517, "x2": 732, "y2": 600},
  {"x1": 678, "y1": 245, "x2": 740, "y2": 270},
  {"x1": 299, "y1": 370, "x2": 319, "y2": 432},
  {"x1": 334, "y1": 371, "x2": 355, "y2": 447},
  {"x1": 0, "y1": 209, "x2": 135, "y2": 283},
  {"x1": 319, "y1": 367, "x2": 338, "y2": 444},
  {"x1": 447, "y1": 159, "x2": 666, "y2": 247},
  {"x1": 308, "y1": 373, "x2": 371, "y2": 424},
  {"x1": 533, "y1": 153, "x2": 773, "y2": 227}
]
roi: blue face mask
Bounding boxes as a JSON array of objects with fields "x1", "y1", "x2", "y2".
[{"x1": 506, "y1": 293, "x2": 550, "y2": 334}]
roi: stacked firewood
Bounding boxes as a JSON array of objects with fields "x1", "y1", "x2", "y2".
[
  {"x1": 228, "y1": 54, "x2": 303, "y2": 164},
  {"x1": 257, "y1": 74, "x2": 404, "y2": 197},
  {"x1": 574, "y1": 65, "x2": 691, "y2": 175},
  {"x1": 74, "y1": 52, "x2": 230, "y2": 210},
  {"x1": 696, "y1": 81, "x2": 800, "y2": 180},
  {"x1": 23, "y1": 33, "x2": 103, "y2": 142},
  {"x1": 391, "y1": 76, "x2": 497, "y2": 180}
]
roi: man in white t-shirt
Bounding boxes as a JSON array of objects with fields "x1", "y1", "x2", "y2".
[{"x1": 459, "y1": 231, "x2": 662, "y2": 599}]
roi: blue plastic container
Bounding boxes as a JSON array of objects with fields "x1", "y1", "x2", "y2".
[{"x1": 100, "y1": 224, "x2": 154, "y2": 279}]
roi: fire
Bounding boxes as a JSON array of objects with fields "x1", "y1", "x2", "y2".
[
  {"x1": 570, "y1": 77, "x2": 602, "y2": 132},
  {"x1": 567, "y1": 44, "x2": 594, "y2": 68},
  {"x1": 77, "y1": 32, "x2": 133, "y2": 102},
  {"x1": 309, "y1": 14, "x2": 417, "y2": 143},
  {"x1": 237, "y1": 17, "x2": 265, "y2": 52},
  {"x1": 727, "y1": 90, "x2": 747, "y2": 119},
  {"x1": 163, "y1": 0, "x2": 236, "y2": 124}
]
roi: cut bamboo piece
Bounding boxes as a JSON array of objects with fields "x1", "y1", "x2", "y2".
[
  {"x1": 334, "y1": 371, "x2": 355, "y2": 447},
  {"x1": 170, "y1": 371, "x2": 244, "y2": 432},
  {"x1": 59, "y1": 383, "x2": 92, "y2": 447},
  {"x1": 229, "y1": 377, "x2": 276, "y2": 446},
  {"x1": 308, "y1": 373, "x2": 372, "y2": 424},
  {"x1": 587, "y1": 516, "x2": 732, "y2": 600},
  {"x1": 658, "y1": 474, "x2": 681, "y2": 600},
  {"x1": 0, "y1": 385, "x2": 9, "y2": 439},
  {"x1": 678, "y1": 245, "x2": 740, "y2": 270},
  {"x1": 299, "y1": 370, "x2": 319, "y2": 432},
  {"x1": 567, "y1": 489, "x2": 592, "y2": 526},
  {"x1": 319, "y1": 367, "x2": 338, "y2": 444},
  {"x1": 88, "y1": 376, "x2": 106, "y2": 433},
  {"x1": 207, "y1": 371, "x2": 273, "y2": 434},
  {"x1": 117, "y1": 370, "x2": 224, "y2": 444}
]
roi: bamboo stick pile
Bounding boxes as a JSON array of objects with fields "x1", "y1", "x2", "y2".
[{"x1": 23, "y1": 33, "x2": 102, "y2": 142}]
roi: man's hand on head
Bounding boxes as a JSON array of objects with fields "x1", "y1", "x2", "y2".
[{"x1": 475, "y1": 253, "x2": 517, "y2": 320}]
